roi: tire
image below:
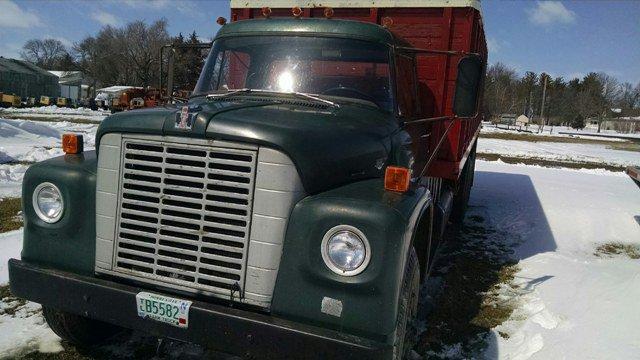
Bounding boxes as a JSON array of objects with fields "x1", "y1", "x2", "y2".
[
  {"x1": 392, "y1": 248, "x2": 420, "y2": 360},
  {"x1": 42, "y1": 306, "x2": 124, "y2": 347}
]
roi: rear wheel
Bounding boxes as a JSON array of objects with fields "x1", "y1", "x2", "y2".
[
  {"x1": 42, "y1": 306, "x2": 124, "y2": 347},
  {"x1": 392, "y1": 248, "x2": 420, "y2": 360}
]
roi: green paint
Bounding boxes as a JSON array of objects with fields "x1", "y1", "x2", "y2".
[
  {"x1": 272, "y1": 179, "x2": 431, "y2": 343},
  {"x1": 21, "y1": 152, "x2": 97, "y2": 275}
]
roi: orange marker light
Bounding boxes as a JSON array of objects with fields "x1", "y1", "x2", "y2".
[
  {"x1": 324, "y1": 7, "x2": 334, "y2": 18},
  {"x1": 292, "y1": 6, "x2": 302, "y2": 17},
  {"x1": 382, "y1": 16, "x2": 394, "y2": 28},
  {"x1": 261, "y1": 6, "x2": 272, "y2": 18},
  {"x1": 216, "y1": 17, "x2": 227, "y2": 26},
  {"x1": 384, "y1": 166, "x2": 410, "y2": 192},
  {"x1": 62, "y1": 133, "x2": 83, "y2": 154}
]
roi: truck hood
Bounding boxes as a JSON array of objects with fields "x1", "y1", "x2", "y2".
[{"x1": 96, "y1": 98, "x2": 398, "y2": 194}]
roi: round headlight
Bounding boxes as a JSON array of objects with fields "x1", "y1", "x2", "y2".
[
  {"x1": 321, "y1": 225, "x2": 371, "y2": 276},
  {"x1": 33, "y1": 182, "x2": 64, "y2": 223}
]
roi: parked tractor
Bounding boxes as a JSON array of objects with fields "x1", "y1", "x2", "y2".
[{"x1": 0, "y1": 93, "x2": 22, "y2": 108}]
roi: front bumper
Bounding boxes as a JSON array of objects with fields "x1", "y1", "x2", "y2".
[{"x1": 8, "y1": 259, "x2": 391, "y2": 359}]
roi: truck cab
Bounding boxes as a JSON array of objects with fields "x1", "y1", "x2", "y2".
[{"x1": 9, "y1": 2, "x2": 486, "y2": 359}]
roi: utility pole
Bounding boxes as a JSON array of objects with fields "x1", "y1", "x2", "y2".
[{"x1": 539, "y1": 75, "x2": 547, "y2": 133}]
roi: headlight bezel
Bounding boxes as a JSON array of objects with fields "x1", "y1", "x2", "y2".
[
  {"x1": 32, "y1": 182, "x2": 64, "y2": 223},
  {"x1": 321, "y1": 225, "x2": 371, "y2": 276}
]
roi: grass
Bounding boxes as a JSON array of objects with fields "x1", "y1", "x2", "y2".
[
  {"x1": 595, "y1": 243, "x2": 640, "y2": 259},
  {"x1": 417, "y1": 215, "x2": 519, "y2": 357},
  {"x1": 0, "y1": 197, "x2": 23, "y2": 232},
  {"x1": 477, "y1": 153, "x2": 627, "y2": 173},
  {"x1": 480, "y1": 131, "x2": 640, "y2": 152}
]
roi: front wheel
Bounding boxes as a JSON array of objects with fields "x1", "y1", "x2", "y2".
[
  {"x1": 42, "y1": 306, "x2": 124, "y2": 347},
  {"x1": 392, "y1": 248, "x2": 420, "y2": 359}
]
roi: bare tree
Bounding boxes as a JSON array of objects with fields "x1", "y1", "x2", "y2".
[
  {"x1": 619, "y1": 82, "x2": 640, "y2": 110},
  {"x1": 20, "y1": 39, "x2": 69, "y2": 69}
]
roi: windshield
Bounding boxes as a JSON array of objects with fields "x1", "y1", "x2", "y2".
[{"x1": 193, "y1": 36, "x2": 393, "y2": 111}]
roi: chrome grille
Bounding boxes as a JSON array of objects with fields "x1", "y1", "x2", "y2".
[{"x1": 113, "y1": 138, "x2": 256, "y2": 296}]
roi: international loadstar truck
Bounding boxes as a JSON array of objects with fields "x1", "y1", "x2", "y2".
[{"x1": 8, "y1": 1, "x2": 486, "y2": 358}]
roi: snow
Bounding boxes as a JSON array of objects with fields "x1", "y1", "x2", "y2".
[
  {"x1": 0, "y1": 120, "x2": 100, "y2": 160},
  {"x1": 478, "y1": 137, "x2": 640, "y2": 168},
  {"x1": 472, "y1": 161, "x2": 640, "y2": 359},
  {"x1": 0, "y1": 230, "x2": 22, "y2": 285},
  {"x1": 0, "y1": 106, "x2": 109, "y2": 123}
]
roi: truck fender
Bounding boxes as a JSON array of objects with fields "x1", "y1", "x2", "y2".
[
  {"x1": 271, "y1": 178, "x2": 432, "y2": 344},
  {"x1": 20, "y1": 152, "x2": 98, "y2": 275}
]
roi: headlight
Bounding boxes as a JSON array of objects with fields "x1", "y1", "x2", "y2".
[
  {"x1": 321, "y1": 225, "x2": 371, "y2": 276},
  {"x1": 32, "y1": 182, "x2": 64, "y2": 223}
]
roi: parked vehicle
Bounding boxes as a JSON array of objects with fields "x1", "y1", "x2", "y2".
[
  {"x1": 39, "y1": 95, "x2": 51, "y2": 106},
  {"x1": 9, "y1": 1, "x2": 486, "y2": 359},
  {"x1": 0, "y1": 92, "x2": 22, "y2": 108},
  {"x1": 23, "y1": 97, "x2": 37, "y2": 107},
  {"x1": 56, "y1": 97, "x2": 71, "y2": 108},
  {"x1": 110, "y1": 87, "x2": 165, "y2": 113}
]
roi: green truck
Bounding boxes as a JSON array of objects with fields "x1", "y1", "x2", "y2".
[{"x1": 9, "y1": 1, "x2": 486, "y2": 358}]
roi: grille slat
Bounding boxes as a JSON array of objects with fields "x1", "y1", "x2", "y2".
[{"x1": 114, "y1": 138, "x2": 256, "y2": 297}]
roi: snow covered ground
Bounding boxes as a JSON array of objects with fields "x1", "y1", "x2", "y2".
[
  {"x1": 472, "y1": 161, "x2": 640, "y2": 360},
  {"x1": 0, "y1": 112, "x2": 639, "y2": 358},
  {"x1": 479, "y1": 124, "x2": 640, "y2": 169},
  {"x1": 477, "y1": 138, "x2": 639, "y2": 168},
  {"x1": 0, "y1": 117, "x2": 100, "y2": 198},
  {"x1": 0, "y1": 106, "x2": 108, "y2": 123}
]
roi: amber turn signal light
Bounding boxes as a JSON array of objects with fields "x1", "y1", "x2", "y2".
[
  {"x1": 385, "y1": 166, "x2": 410, "y2": 192},
  {"x1": 62, "y1": 133, "x2": 83, "y2": 154}
]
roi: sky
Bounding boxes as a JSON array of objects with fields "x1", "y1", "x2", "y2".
[{"x1": 0, "y1": 0, "x2": 638, "y2": 84}]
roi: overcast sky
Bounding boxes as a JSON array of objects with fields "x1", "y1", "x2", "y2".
[{"x1": 0, "y1": 0, "x2": 638, "y2": 84}]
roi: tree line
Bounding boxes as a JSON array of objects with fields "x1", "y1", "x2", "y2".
[
  {"x1": 20, "y1": 19, "x2": 209, "y2": 95},
  {"x1": 484, "y1": 63, "x2": 640, "y2": 130},
  {"x1": 19, "y1": 20, "x2": 640, "y2": 128}
]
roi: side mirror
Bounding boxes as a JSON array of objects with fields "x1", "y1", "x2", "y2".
[{"x1": 453, "y1": 55, "x2": 483, "y2": 118}]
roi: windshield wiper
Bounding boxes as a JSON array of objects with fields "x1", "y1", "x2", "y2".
[
  {"x1": 206, "y1": 89, "x2": 339, "y2": 108},
  {"x1": 205, "y1": 88, "x2": 253, "y2": 99},
  {"x1": 290, "y1": 92, "x2": 339, "y2": 108}
]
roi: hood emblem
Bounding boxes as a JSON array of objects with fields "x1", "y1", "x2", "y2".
[{"x1": 175, "y1": 106, "x2": 196, "y2": 130}]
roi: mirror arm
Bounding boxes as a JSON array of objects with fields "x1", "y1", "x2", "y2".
[{"x1": 404, "y1": 116, "x2": 453, "y2": 126}]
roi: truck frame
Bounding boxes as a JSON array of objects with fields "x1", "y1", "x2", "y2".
[{"x1": 8, "y1": 1, "x2": 486, "y2": 359}]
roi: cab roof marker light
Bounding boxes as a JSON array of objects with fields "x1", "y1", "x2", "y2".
[
  {"x1": 292, "y1": 6, "x2": 302, "y2": 18},
  {"x1": 261, "y1": 6, "x2": 272, "y2": 18}
]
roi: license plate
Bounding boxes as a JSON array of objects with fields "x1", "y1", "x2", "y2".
[{"x1": 136, "y1": 292, "x2": 192, "y2": 328}]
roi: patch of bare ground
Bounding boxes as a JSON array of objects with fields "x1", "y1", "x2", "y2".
[
  {"x1": 477, "y1": 153, "x2": 626, "y2": 173},
  {"x1": 595, "y1": 243, "x2": 640, "y2": 260},
  {"x1": 0, "y1": 285, "x2": 28, "y2": 316},
  {"x1": 479, "y1": 131, "x2": 640, "y2": 152},
  {"x1": 0, "y1": 197, "x2": 23, "y2": 232},
  {"x1": 415, "y1": 211, "x2": 519, "y2": 358}
]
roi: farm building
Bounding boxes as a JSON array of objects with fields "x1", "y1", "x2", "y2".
[
  {"x1": 49, "y1": 70, "x2": 89, "y2": 101},
  {"x1": 0, "y1": 57, "x2": 59, "y2": 98}
]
